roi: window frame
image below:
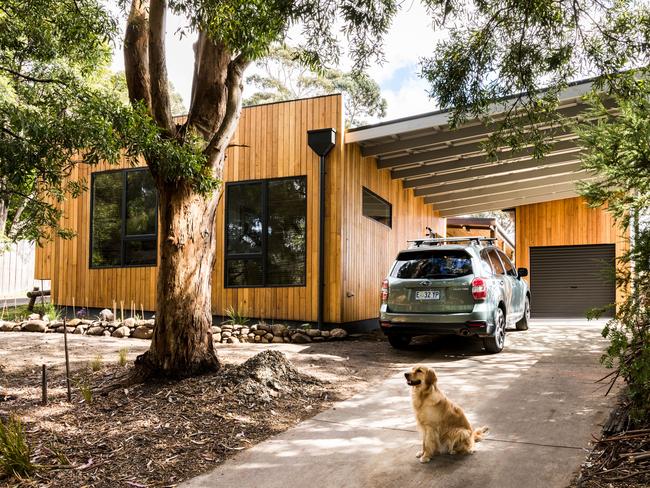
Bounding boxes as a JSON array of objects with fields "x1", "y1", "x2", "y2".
[
  {"x1": 89, "y1": 167, "x2": 159, "y2": 269},
  {"x1": 224, "y1": 175, "x2": 308, "y2": 288},
  {"x1": 497, "y1": 249, "x2": 517, "y2": 277},
  {"x1": 362, "y1": 187, "x2": 392, "y2": 228},
  {"x1": 487, "y1": 248, "x2": 506, "y2": 275}
]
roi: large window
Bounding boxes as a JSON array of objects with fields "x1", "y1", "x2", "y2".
[
  {"x1": 90, "y1": 169, "x2": 158, "y2": 268},
  {"x1": 362, "y1": 187, "x2": 392, "y2": 228},
  {"x1": 225, "y1": 177, "x2": 307, "y2": 287}
]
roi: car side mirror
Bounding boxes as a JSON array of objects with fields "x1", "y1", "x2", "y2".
[{"x1": 517, "y1": 267, "x2": 528, "y2": 278}]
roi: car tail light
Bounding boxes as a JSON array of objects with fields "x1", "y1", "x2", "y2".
[
  {"x1": 471, "y1": 277, "x2": 487, "y2": 300},
  {"x1": 381, "y1": 279, "x2": 389, "y2": 303}
]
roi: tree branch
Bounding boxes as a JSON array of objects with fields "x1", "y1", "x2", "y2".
[
  {"x1": 124, "y1": 0, "x2": 152, "y2": 112},
  {"x1": 204, "y1": 55, "x2": 249, "y2": 172},
  {"x1": 186, "y1": 33, "x2": 231, "y2": 140},
  {"x1": 0, "y1": 66, "x2": 67, "y2": 85},
  {"x1": 148, "y1": 0, "x2": 174, "y2": 133}
]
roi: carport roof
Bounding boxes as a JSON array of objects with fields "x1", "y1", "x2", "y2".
[{"x1": 345, "y1": 79, "x2": 601, "y2": 217}]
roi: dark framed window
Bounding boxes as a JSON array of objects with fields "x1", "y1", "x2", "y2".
[
  {"x1": 225, "y1": 176, "x2": 307, "y2": 287},
  {"x1": 90, "y1": 168, "x2": 158, "y2": 268},
  {"x1": 362, "y1": 187, "x2": 392, "y2": 228}
]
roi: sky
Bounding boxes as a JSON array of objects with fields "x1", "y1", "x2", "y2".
[{"x1": 110, "y1": 3, "x2": 446, "y2": 123}]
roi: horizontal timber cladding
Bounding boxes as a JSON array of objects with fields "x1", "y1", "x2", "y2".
[
  {"x1": 35, "y1": 94, "x2": 345, "y2": 323},
  {"x1": 515, "y1": 196, "x2": 629, "y2": 307},
  {"x1": 339, "y1": 143, "x2": 445, "y2": 323},
  {"x1": 529, "y1": 244, "x2": 616, "y2": 318}
]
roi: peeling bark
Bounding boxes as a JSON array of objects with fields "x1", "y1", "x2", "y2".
[{"x1": 136, "y1": 179, "x2": 221, "y2": 377}]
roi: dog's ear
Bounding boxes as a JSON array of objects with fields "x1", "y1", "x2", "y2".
[{"x1": 424, "y1": 368, "x2": 437, "y2": 388}]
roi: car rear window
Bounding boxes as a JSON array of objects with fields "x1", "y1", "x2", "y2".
[{"x1": 391, "y1": 250, "x2": 473, "y2": 279}]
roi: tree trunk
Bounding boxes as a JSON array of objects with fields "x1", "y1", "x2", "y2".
[{"x1": 136, "y1": 179, "x2": 221, "y2": 377}]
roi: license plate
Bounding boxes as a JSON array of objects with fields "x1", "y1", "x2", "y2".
[{"x1": 415, "y1": 290, "x2": 440, "y2": 300}]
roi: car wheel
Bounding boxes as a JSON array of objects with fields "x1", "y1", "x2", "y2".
[
  {"x1": 483, "y1": 307, "x2": 506, "y2": 353},
  {"x1": 388, "y1": 335, "x2": 411, "y2": 349},
  {"x1": 516, "y1": 296, "x2": 530, "y2": 331}
]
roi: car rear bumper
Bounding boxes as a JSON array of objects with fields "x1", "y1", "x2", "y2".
[{"x1": 379, "y1": 309, "x2": 495, "y2": 337}]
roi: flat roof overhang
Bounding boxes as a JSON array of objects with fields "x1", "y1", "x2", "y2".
[{"x1": 345, "y1": 80, "x2": 604, "y2": 217}]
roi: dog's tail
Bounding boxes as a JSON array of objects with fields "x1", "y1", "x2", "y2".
[{"x1": 473, "y1": 426, "x2": 489, "y2": 442}]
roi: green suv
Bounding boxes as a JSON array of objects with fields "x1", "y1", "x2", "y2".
[{"x1": 379, "y1": 237, "x2": 530, "y2": 353}]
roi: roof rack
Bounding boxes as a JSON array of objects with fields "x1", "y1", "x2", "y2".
[{"x1": 407, "y1": 236, "x2": 498, "y2": 248}]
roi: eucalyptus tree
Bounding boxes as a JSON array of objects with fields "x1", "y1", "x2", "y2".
[
  {"x1": 245, "y1": 44, "x2": 387, "y2": 127},
  {"x1": 119, "y1": 0, "x2": 413, "y2": 377}
]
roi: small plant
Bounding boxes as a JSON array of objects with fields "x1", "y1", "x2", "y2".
[
  {"x1": 74, "y1": 375, "x2": 93, "y2": 404},
  {"x1": 0, "y1": 415, "x2": 35, "y2": 479},
  {"x1": 89, "y1": 355, "x2": 103, "y2": 372},
  {"x1": 223, "y1": 306, "x2": 249, "y2": 326},
  {"x1": 118, "y1": 348, "x2": 128, "y2": 367},
  {"x1": 39, "y1": 302, "x2": 62, "y2": 321}
]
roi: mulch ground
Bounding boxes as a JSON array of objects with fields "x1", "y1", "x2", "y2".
[
  {"x1": 0, "y1": 350, "x2": 346, "y2": 487},
  {"x1": 571, "y1": 396, "x2": 650, "y2": 488}
]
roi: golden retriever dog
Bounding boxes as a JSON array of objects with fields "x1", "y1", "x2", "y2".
[{"x1": 405, "y1": 365, "x2": 488, "y2": 463}]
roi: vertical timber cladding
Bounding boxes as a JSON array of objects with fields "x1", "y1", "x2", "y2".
[
  {"x1": 339, "y1": 143, "x2": 445, "y2": 323},
  {"x1": 213, "y1": 94, "x2": 345, "y2": 323},
  {"x1": 36, "y1": 95, "x2": 345, "y2": 322},
  {"x1": 515, "y1": 196, "x2": 628, "y2": 317},
  {"x1": 530, "y1": 244, "x2": 615, "y2": 318}
]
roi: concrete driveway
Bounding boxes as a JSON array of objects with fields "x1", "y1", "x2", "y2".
[{"x1": 183, "y1": 319, "x2": 616, "y2": 488}]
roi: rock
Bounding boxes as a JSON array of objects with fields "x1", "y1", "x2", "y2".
[
  {"x1": 80, "y1": 319, "x2": 93, "y2": 325},
  {"x1": 222, "y1": 331, "x2": 232, "y2": 339},
  {"x1": 12, "y1": 325, "x2": 21, "y2": 331},
  {"x1": 240, "y1": 327, "x2": 249, "y2": 335},
  {"x1": 253, "y1": 329, "x2": 266, "y2": 336},
  {"x1": 249, "y1": 324, "x2": 258, "y2": 331},
  {"x1": 141, "y1": 319, "x2": 155, "y2": 328},
  {"x1": 56, "y1": 326, "x2": 75, "y2": 334},
  {"x1": 254, "y1": 335, "x2": 261, "y2": 343},
  {"x1": 228, "y1": 336, "x2": 240, "y2": 344},
  {"x1": 272, "y1": 336, "x2": 284, "y2": 343},
  {"x1": 24, "y1": 320, "x2": 47, "y2": 332},
  {"x1": 123, "y1": 317, "x2": 136, "y2": 328},
  {"x1": 291, "y1": 333, "x2": 311, "y2": 344},
  {"x1": 313, "y1": 336, "x2": 325, "y2": 342},
  {"x1": 284, "y1": 336, "x2": 291, "y2": 343},
  {"x1": 0, "y1": 321, "x2": 15, "y2": 331},
  {"x1": 305, "y1": 329, "x2": 321, "y2": 337},
  {"x1": 233, "y1": 324, "x2": 242, "y2": 331},
  {"x1": 28, "y1": 313, "x2": 40, "y2": 321},
  {"x1": 108, "y1": 327, "x2": 115, "y2": 333},
  {"x1": 247, "y1": 333, "x2": 255, "y2": 340},
  {"x1": 271, "y1": 324, "x2": 287, "y2": 336},
  {"x1": 102, "y1": 330, "x2": 111, "y2": 337},
  {"x1": 73, "y1": 326, "x2": 84, "y2": 334},
  {"x1": 112, "y1": 326, "x2": 131, "y2": 338},
  {"x1": 264, "y1": 332, "x2": 274, "y2": 340},
  {"x1": 213, "y1": 333, "x2": 222, "y2": 343},
  {"x1": 132, "y1": 326, "x2": 153, "y2": 340},
  {"x1": 321, "y1": 330, "x2": 330, "y2": 338},
  {"x1": 86, "y1": 325, "x2": 105, "y2": 336},
  {"x1": 67, "y1": 318, "x2": 81, "y2": 327},
  {"x1": 41, "y1": 315, "x2": 51, "y2": 323},
  {"x1": 211, "y1": 326, "x2": 222, "y2": 334},
  {"x1": 98, "y1": 308, "x2": 114, "y2": 321},
  {"x1": 49, "y1": 320, "x2": 63, "y2": 329},
  {"x1": 261, "y1": 338, "x2": 269, "y2": 343},
  {"x1": 221, "y1": 324, "x2": 234, "y2": 331},
  {"x1": 330, "y1": 328, "x2": 348, "y2": 339},
  {"x1": 257, "y1": 324, "x2": 271, "y2": 332}
]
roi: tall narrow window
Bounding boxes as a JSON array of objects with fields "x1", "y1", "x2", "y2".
[
  {"x1": 225, "y1": 176, "x2": 307, "y2": 287},
  {"x1": 90, "y1": 169, "x2": 158, "y2": 268},
  {"x1": 362, "y1": 187, "x2": 392, "y2": 228}
]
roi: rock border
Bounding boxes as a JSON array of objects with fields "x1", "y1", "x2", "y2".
[{"x1": 0, "y1": 309, "x2": 348, "y2": 344}]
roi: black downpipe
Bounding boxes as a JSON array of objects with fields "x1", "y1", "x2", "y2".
[
  {"x1": 307, "y1": 128, "x2": 336, "y2": 330},
  {"x1": 318, "y1": 154, "x2": 326, "y2": 330}
]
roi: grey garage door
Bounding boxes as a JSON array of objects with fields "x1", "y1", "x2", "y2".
[{"x1": 530, "y1": 244, "x2": 616, "y2": 318}]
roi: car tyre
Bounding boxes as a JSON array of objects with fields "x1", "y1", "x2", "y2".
[
  {"x1": 388, "y1": 335, "x2": 411, "y2": 349},
  {"x1": 516, "y1": 296, "x2": 530, "y2": 331},
  {"x1": 483, "y1": 307, "x2": 506, "y2": 354}
]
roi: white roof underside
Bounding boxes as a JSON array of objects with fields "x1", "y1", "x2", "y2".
[{"x1": 345, "y1": 80, "x2": 601, "y2": 217}]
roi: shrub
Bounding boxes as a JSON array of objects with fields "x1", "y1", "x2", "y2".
[
  {"x1": 0, "y1": 415, "x2": 34, "y2": 479},
  {"x1": 118, "y1": 348, "x2": 128, "y2": 367},
  {"x1": 89, "y1": 355, "x2": 103, "y2": 372},
  {"x1": 223, "y1": 306, "x2": 249, "y2": 326}
]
